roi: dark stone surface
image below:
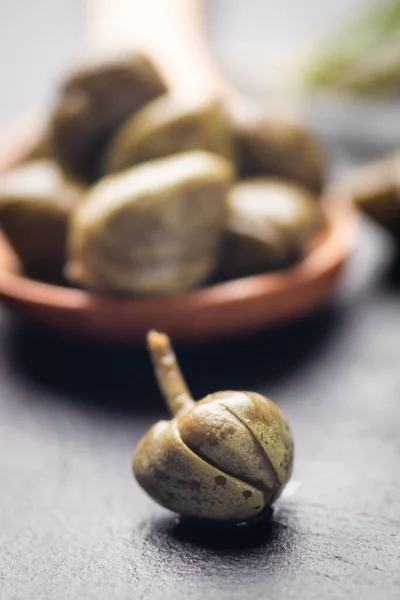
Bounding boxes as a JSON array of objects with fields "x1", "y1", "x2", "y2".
[
  {"x1": 0, "y1": 4, "x2": 399, "y2": 596},
  {"x1": 0, "y1": 214, "x2": 399, "y2": 599}
]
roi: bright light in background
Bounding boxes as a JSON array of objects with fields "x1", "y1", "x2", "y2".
[
  {"x1": 0, "y1": 0, "x2": 84, "y2": 128},
  {"x1": 0, "y1": 0, "x2": 379, "y2": 128},
  {"x1": 0, "y1": 0, "x2": 398, "y2": 152},
  {"x1": 205, "y1": 0, "x2": 381, "y2": 98}
]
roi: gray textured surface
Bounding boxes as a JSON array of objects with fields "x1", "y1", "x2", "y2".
[
  {"x1": 0, "y1": 2, "x2": 400, "y2": 599},
  {"x1": 1, "y1": 217, "x2": 400, "y2": 600}
]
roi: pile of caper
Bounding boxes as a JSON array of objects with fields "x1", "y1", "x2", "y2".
[{"x1": 0, "y1": 52, "x2": 326, "y2": 292}]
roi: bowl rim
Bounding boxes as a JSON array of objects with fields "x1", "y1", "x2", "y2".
[
  {"x1": 0, "y1": 121, "x2": 358, "y2": 340},
  {"x1": 0, "y1": 199, "x2": 357, "y2": 313}
]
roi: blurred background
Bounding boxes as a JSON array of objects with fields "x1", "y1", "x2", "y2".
[
  {"x1": 0, "y1": 0, "x2": 83, "y2": 130},
  {"x1": 207, "y1": 0, "x2": 400, "y2": 160},
  {"x1": 2, "y1": 0, "x2": 400, "y2": 161}
]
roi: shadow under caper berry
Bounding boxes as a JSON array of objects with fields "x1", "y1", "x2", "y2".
[{"x1": 135, "y1": 508, "x2": 296, "y2": 561}]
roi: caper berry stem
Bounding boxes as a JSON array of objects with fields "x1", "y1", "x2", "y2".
[{"x1": 147, "y1": 330, "x2": 195, "y2": 417}]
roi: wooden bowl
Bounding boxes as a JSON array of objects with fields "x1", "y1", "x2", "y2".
[
  {"x1": 0, "y1": 0, "x2": 358, "y2": 344},
  {"x1": 0, "y1": 132, "x2": 357, "y2": 343}
]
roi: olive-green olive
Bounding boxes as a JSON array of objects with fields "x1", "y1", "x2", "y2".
[
  {"x1": 219, "y1": 178, "x2": 324, "y2": 278},
  {"x1": 133, "y1": 331, "x2": 294, "y2": 522},
  {"x1": 50, "y1": 52, "x2": 167, "y2": 183},
  {"x1": 66, "y1": 150, "x2": 234, "y2": 295},
  {"x1": 331, "y1": 153, "x2": 400, "y2": 238},
  {"x1": 103, "y1": 94, "x2": 233, "y2": 174},
  {"x1": 0, "y1": 160, "x2": 84, "y2": 279},
  {"x1": 233, "y1": 110, "x2": 325, "y2": 194}
]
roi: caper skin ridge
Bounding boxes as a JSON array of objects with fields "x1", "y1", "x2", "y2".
[{"x1": 133, "y1": 331, "x2": 294, "y2": 523}]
